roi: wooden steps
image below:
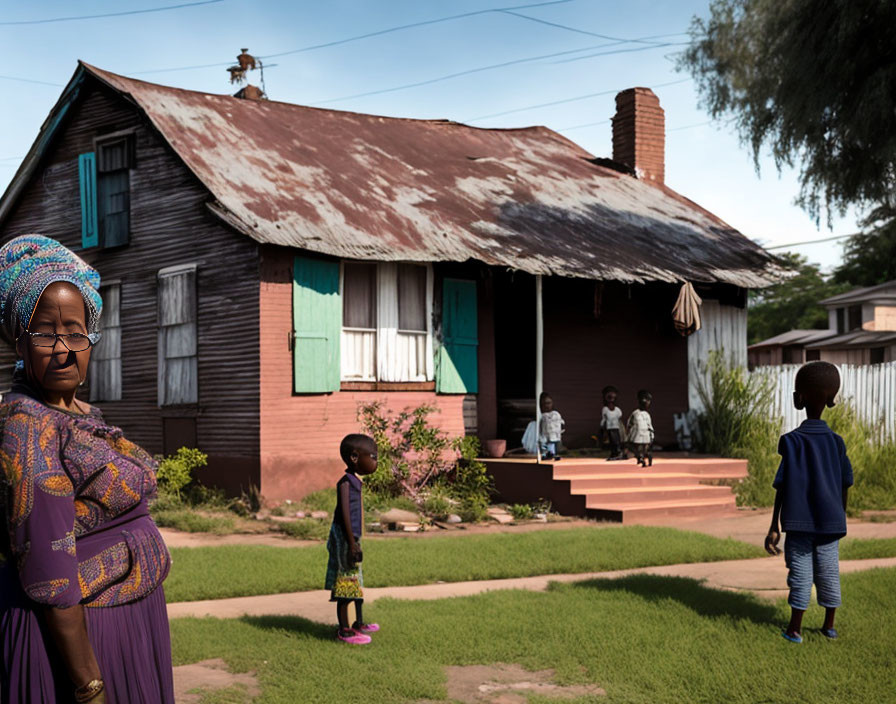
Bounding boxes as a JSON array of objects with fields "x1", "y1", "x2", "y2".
[{"x1": 483, "y1": 456, "x2": 748, "y2": 524}]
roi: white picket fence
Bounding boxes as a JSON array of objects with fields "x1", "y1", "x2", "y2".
[{"x1": 751, "y1": 361, "x2": 896, "y2": 439}]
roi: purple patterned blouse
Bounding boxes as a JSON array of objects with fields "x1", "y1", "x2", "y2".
[{"x1": 0, "y1": 392, "x2": 170, "y2": 609}]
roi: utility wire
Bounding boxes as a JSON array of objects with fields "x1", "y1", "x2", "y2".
[
  {"x1": 130, "y1": 0, "x2": 575, "y2": 75},
  {"x1": 553, "y1": 40, "x2": 690, "y2": 64},
  {"x1": 313, "y1": 41, "x2": 683, "y2": 106},
  {"x1": 500, "y1": 10, "x2": 686, "y2": 45},
  {"x1": 765, "y1": 234, "x2": 856, "y2": 250},
  {"x1": 0, "y1": 74, "x2": 63, "y2": 87},
  {"x1": 466, "y1": 77, "x2": 690, "y2": 122},
  {"x1": 0, "y1": 0, "x2": 224, "y2": 26}
]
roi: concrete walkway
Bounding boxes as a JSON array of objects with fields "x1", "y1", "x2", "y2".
[{"x1": 167, "y1": 555, "x2": 896, "y2": 624}]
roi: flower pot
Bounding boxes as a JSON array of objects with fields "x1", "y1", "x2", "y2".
[{"x1": 484, "y1": 439, "x2": 506, "y2": 458}]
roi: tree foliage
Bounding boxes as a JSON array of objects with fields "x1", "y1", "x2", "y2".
[
  {"x1": 680, "y1": 0, "x2": 896, "y2": 223},
  {"x1": 832, "y1": 205, "x2": 896, "y2": 287},
  {"x1": 748, "y1": 252, "x2": 848, "y2": 344}
]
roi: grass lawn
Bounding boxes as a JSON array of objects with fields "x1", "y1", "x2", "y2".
[
  {"x1": 840, "y1": 536, "x2": 896, "y2": 560},
  {"x1": 170, "y1": 567, "x2": 896, "y2": 703},
  {"x1": 164, "y1": 526, "x2": 765, "y2": 602}
]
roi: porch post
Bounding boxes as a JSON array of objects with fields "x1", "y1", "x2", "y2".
[{"x1": 535, "y1": 274, "x2": 543, "y2": 463}]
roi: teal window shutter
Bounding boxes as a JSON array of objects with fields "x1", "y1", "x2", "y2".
[
  {"x1": 292, "y1": 257, "x2": 341, "y2": 393},
  {"x1": 437, "y1": 278, "x2": 478, "y2": 393},
  {"x1": 78, "y1": 152, "x2": 98, "y2": 249}
]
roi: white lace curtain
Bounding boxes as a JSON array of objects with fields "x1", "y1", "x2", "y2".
[{"x1": 341, "y1": 262, "x2": 432, "y2": 382}]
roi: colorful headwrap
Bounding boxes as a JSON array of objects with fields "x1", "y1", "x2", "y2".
[{"x1": 0, "y1": 234, "x2": 102, "y2": 346}]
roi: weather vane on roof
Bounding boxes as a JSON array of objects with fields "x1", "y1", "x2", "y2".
[{"x1": 227, "y1": 48, "x2": 268, "y2": 100}]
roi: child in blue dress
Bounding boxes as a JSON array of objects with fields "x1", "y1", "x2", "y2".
[
  {"x1": 765, "y1": 362, "x2": 853, "y2": 643},
  {"x1": 325, "y1": 434, "x2": 380, "y2": 644}
]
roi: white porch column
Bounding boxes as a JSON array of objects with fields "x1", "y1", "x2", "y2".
[{"x1": 535, "y1": 274, "x2": 544, "y2": 463}]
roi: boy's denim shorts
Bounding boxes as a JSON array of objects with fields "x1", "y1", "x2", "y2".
[{"x1": 784, "y1": 531, "x2": 841, "y2": 611}]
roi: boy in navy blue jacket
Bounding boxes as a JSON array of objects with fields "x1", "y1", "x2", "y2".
[{"x1": 765, "y1": 361, "x2": 853, "y2": 643}]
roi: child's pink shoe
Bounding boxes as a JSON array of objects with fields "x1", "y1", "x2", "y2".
[
  {"x1": 353, "y1": 622, "x2": 380, "y2": 634},
  {"x1": 337, "y1": 629, "x2": 371, "y2": 644}
]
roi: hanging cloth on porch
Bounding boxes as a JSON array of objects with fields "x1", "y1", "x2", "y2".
[{"x1": 672, "y1": 281, "x2": 703, "y2": 336}]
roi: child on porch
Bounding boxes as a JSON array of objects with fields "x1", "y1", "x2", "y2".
[
  {"x1": 600, "y1": 385, "x2": 625, "y2": 460},
  {"x1": 539, "y1": 392, "x2": 565, "y2": 460},
  {"x1": 765, "y1": 361, "x2": 853, "y2": 643},
  {"x1": 325, "y1": 434, "x2": 380, "y2": 644},
  {"x1": 627, "y1": 390, "x2": 654, "y2": 466}
]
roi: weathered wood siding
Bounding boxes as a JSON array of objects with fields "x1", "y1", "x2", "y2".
[
  {"x1": 688, "y1": 298, "x2": 748, "y2": 411},
  {"x1": 258, "y1": 245, "x2": 466, "y2": 502},
  {"x1": 0, "y1": 78, "x2": 261, "y2": 492}
]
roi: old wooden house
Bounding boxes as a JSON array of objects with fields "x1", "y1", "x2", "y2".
[{"x1": 0, "y1": 63, "x2": 780, "y2": 503}]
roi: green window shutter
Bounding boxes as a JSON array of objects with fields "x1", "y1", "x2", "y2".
[
  {"x1": 78, "y1": 152, "x2": 98, "y2": 249},
  {"x1": 292, "y1": 257, "x2": 341, "y2": 393},
  {"x1": 437, "y1": 278, "x2": 478, "y2": 393}
]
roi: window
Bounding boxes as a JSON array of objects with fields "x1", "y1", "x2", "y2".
[
  {"x1": 870, "y1": 347, "x2": 885, "y2": 365},
  {"x1": 805, "y1": 349, "x2": 821, "y2": 361},
  {"x1": 836, "y1": 308, "x2": 845, "y2": 334},
  {"x1": 341, "y1": 263, "x2": 377, "y2": 381},
  {"x1": 78, "y1": 134, "x2": 133, "y2": 250},
  {"x1": 340, "y1": 262, "x2": 433, "y2": 382},
  {"x1": 96, "y1": 137, "x2": 132, "y2": 248},
  {"x1": 89, "y1": 283, "x2": 122, "y2": 401},
  {"x1": 848, "y1": 305, "x2": 862, "y2": 331},
  {"x1": 157, "y1": 265, "x2": 197, "y2": 406}
]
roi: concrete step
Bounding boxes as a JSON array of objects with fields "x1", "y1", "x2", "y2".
[
  {"x1": 552, "y1": 459, "x2": 747, "y2": 481},
  {"x1": 582, "y1": 485, "x2": 735, "y2": 506},
  {"x1": 587, "y1": 496, "x2": 738, "y2": 523},
  {"x1": 567, "y1": 473, "x2": 716, "y2": 491}
]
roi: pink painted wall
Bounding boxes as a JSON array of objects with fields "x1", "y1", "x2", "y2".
[{"x1": 258, "y1": 250, "x2": 465, "y2": 503}]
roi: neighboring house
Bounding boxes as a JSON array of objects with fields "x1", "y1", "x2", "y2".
[
  {"x1": 749, "y1": 280, "x2": 896, "y2": 368},
  {"x1": 0, "y1": 63, "x2": 780, "y2": 500}
]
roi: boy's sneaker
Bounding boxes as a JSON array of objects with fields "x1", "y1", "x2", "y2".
[
  {"x1": 353, "y1": 622, "x2": 380, "y2": 634},
  {"x1": 821, "y1": 628, "x2": 838, "y2": 639},
  {"x1": 337, "y1": 628, "x2": 371, "y2": 644}
]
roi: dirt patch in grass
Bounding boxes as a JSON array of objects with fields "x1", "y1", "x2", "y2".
[
  {"x1": 422, "y1": 663, "x2": 605, "y2": 703},
  {"x1": 173, "y1": 658, "x2": 260, "y2": 703}
]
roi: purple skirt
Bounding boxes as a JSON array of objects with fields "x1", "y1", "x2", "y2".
[{"x1": 1, "y1": 570, "x2": 174, "y2": 704}]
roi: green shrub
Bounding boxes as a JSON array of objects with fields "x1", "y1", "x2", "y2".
[
  {"x1": 151, "y1": 508, "x2": 234, "y2": 534},
  {"x1": 695, "y1": 352, "x2": 782, "y2": 507},
  {"x1": 279, "y1": 519, "x2": 330, "y2": 541},
  {"x1": 156, "y1": 447, "x2": 209, "y2": 498},
  {"x1": 357, "y1": 402, "x2": 492, "y2": 518},
  {"x1": 509, "y1": 503, "x2": 534, "y2": 521},
  {"x1": 299, "y1": 488, "x2": 338, "y2": 514},
  {"x1": 422, "y1": 486, "x2": 452, "y2": 521},
  {"x1": 824, "y1": 402, "x2": 896, "y2": 511}
]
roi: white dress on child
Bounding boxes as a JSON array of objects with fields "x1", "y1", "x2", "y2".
[{"x1": 628, "y1": 409, "x2": 654, "y2": 444}]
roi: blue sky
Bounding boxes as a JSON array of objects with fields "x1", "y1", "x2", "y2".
[{"x1": 0, "y1": 0, "x2": 859, "y2": 270}]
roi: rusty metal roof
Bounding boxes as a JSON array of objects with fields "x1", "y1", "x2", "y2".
[{"x1": 4, "y1": 63, "x2": 784, "y2": 287}]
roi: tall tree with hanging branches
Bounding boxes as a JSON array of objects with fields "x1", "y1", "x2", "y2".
[{"x1": 680, "y1": 0, "x2": 896, "y2": 224}]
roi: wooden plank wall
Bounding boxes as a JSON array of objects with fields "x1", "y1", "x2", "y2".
[
  {"x1": 687, "y1": 298, "x2": 748, "y2": 411},
  {"x1": 0, "y1": 78, "x2": 262, "y2": 492}
]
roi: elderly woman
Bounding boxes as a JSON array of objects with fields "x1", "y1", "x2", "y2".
[{"x1": 0, "y1": 235, "x2": 174, "y2": 703}]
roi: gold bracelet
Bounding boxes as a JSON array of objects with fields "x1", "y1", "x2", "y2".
[{"x1": 74, "y1": 678, "x2": 104, "y2": 702}]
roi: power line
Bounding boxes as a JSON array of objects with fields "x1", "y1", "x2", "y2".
[
  {"x1": 130, "y1": 0, "x2": 575, "y2": 75},
  {"x1": 667, "y1": 119, "x2": 712, "y2": 132},
  {"x1": 313, "y1": 41, "x2": 685, "y2": 106},
  {"x1": 500, "y1": 10, "x2": 685, "y2": 45},
  {"x1": 765, "y1": 234, "x2": 856, "y2": 250},
  {"x1": 0, "y1": 0, "x2": 224, "y2": 26},
  {"x1": 553, "y1": 40, "x2": 690, "y2": 64},
  {"x1": 466, "y1": 77, "x2": 690, "y2": 122},
  {"x1": 0, "y1": 74, "x2": 63, "y2": 87}
]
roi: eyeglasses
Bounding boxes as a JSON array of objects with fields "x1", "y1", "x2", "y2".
[{"x1": 19, "y1": 329, "x2": 101, "y2": 352}]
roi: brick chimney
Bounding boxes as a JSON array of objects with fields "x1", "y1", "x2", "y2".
[{"x1": 612, "y1": 87, "x2": 665, "y2": 185}]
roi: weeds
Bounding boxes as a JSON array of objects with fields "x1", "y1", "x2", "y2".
[
  {"x1": 695, "y1": 352, "x2": 782, "y2": 506},
  {"x1": 823, "y1": 402, "x2": 896, "y2": 511}
]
